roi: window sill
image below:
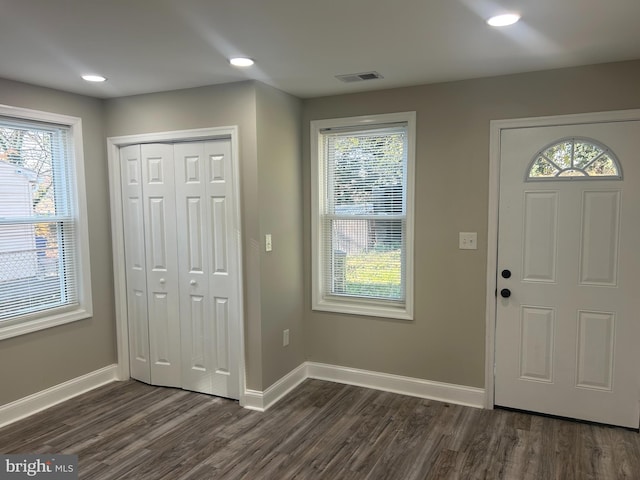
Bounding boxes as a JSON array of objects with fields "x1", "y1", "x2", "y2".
[
  {"x1": 0, "y1": 306, "x2": 92, "y2": 341},
  {"x1": 312, "y1": 297, "x2": 413, "y2": 321}
]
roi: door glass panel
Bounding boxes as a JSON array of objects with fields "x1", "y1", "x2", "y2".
[
  {"x1": 558, "y1": 169, "x2": 586, "y2": 177},
  {"x1": 527, "y1": 138, "x2": 621, "y2": 180},
  {"x1": 530, "y1": 156, "x2": 559, "y2": 178},
  {"x1": 585, "y1": 154, "x2": 619, "y2": 177},
  {"x1": 574, "y1": 142, "x2": 603, "y2": 168},
  {"x1": 543, "y1": 141, "x2": 573, "y2": 169}
]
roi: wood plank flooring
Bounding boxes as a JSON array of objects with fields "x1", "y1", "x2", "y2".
[{"x1": 1, "y1": 379, "x2": 639, "y2": 479}]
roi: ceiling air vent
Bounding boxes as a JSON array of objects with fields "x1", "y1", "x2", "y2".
[{"x1": 335, "y1": 71, "x2": 384, "y2": 83}]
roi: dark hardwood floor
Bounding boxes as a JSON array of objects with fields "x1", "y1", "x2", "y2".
[{"x1": 1, "y1": 379, "x2": 639, "y2": 479}]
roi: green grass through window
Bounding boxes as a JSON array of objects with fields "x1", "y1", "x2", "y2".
[{"x1": 344, "y1": 250, "x2": 402, "y2": 299}]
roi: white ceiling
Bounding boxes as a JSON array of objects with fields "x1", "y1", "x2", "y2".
[{"x1": 2, "y1": 0, "x2": 640, "y2": 99}]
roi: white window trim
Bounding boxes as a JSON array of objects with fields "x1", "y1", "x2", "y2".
[
  {"x1": 311, "y1": 111, "x2": 415, "y2": 320},
  {"x1": 0, "y1": 104, "x2": 92, "y2": 340}
]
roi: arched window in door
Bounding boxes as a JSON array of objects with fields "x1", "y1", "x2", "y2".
[{"x1": 526, "y1": 137, "x2": 622, "y2": 180}]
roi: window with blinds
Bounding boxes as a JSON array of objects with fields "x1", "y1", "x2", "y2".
[
  {"x1": 0, "y1": 107, "x2": 92, "y2": 338},
  {"x1": 311, "y1": 112, "x2": 415, "y2": 320}
]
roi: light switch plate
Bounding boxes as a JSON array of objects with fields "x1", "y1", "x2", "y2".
[{"x1": 459, "y1": 232, "x2": 477, "y2": 250}]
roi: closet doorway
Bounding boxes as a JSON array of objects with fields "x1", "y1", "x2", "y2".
[{"x1": 108, "y1": 128, "x2": 244, "y2": 401}]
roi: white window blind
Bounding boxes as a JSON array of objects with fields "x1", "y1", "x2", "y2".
[
  {"x1": 320, "y1": 124, "x2": 408, "y2": 303},
  {"x1": 0, "y1": 117, "x2": 81, "y2": 322}
]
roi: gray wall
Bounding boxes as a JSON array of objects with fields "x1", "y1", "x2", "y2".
[
  {"x1": 105, "y1": 81, "x2": 304, "y2": 391},
  {"x1": 0, "y1": 78, "x2": 115, "y2": 405},
  {"x1": 302, "y1": 59, "x2": 640, "y2": 388},
  {"x1": 255, "y1": 83, "x2": 305, "y2": 387}
]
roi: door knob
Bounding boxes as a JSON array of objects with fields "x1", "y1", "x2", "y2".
[
  {"x1": 500, "y1": 288, "x2": 511, "y2": 298},
  {"x1": 190, "y1": 280, "x2": 197, "y2": 286},
  {"x1": 159, "y1": 278, "x2": 166, "y2": 284},
  {"x1": 501, "y1": 269, "x2": 511, "y2": 279}
]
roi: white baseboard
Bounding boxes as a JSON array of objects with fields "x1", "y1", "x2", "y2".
[
  {"x1": 1, "y1": 361, "x2": 484, "y2": 426},
  {"x1": 241, "y1": 389, "x2": 265, "y2": 412},
  {"x1": 0, "y1": 364, "x2": 119, "y2": 428},
  {"x1": 307, "y1": 362, "x2": 485, "y2": 408},
  {"x1": 242, "y1": 362, "x2": 485, "y2": 412},
  {"x1": 241, "y1": 362, "x2": 307, "y2": 412}
]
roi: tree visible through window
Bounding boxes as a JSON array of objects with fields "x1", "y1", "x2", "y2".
[{"x1": 312, "y1": 112, "x2": 415, "y2": 320}]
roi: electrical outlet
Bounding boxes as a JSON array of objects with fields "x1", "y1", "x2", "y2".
[
  {"x1": 265, "y1": 234, "x2": 272, "y2": 252},
  {"x1": 283, "y1": 329, "x2": 290, "y2": 347}
]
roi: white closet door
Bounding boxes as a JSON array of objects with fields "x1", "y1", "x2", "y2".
[
  {"x1": 174, "y1": 142, "x2": 213, "y2": 394},
  {"x1": 203, "y1": 139, "x2": 240, "y2": 399},
  {"x1": 119, "y1": 145, "x2": 150, "y2": 383},
  {"x1": 174, "y1": 139, "x2": 239, "y2": 398},
  {"x1": 140, "y1": 143, "x2": 181, "y2": 388}
]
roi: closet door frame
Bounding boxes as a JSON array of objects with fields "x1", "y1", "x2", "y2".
[{"x1": 106, "y1": 126, "x2": 246, "y2": 404}]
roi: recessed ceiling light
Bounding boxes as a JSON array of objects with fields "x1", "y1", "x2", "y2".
[
  {"x1": 82, "y1": 74, "x2": 107, "y2": 82},
  {"x1": 487, "y1": 13, "x2": 521, "y2": 27},
  {"x1": 229, "y1": 57, "x2": 255, "y2": 67}
]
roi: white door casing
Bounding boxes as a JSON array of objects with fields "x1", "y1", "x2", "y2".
[
  {"x1": 108, "y1": 127, "x2": 244, "y2": 403},
  {"x1": 493, "y1": 120, "x2": 640, "y2": 428}
]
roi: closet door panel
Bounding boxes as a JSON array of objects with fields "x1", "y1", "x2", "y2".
[
  {"x1": 120, "y1": 145, "x2": 150, "y2": 383},
  {"x1": 141, "y1": 143, "x2": 181, "y2": 388},
  {"x1": 210, "y1": 197, "x2": 228, "y2": 274},
  {"x1": 205, "y1": 140, "x2": 239, "y2": 398},
  {"x1": 174, "y1": 142, "x2": 214, "y2": 394}
]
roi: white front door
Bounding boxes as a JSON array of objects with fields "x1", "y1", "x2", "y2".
[{"x1": 494, "y1": 120, "x2": 640, "y2": 428}]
